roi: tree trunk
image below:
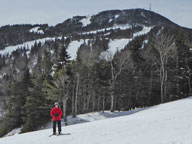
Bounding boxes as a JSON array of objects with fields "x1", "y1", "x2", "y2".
[
  {"x1": 165, "y1": 70, "x2": 167, "y2": 101},
  {"x1": 160, "y1": 53, "x2": 165, "y2": 103},
  {"x1": 92, "y1": 91, "x2": 96, "y2": 111},
  {"x1": 97, "y1": 90, "x2": 101, "y2": 111},
  {"x1": 110, "y1": 81, "x2": 116, "y2": 112},
  {"x1": 63, "y1": 98, "x2": 68, "y2": 125},
  {"x1": 75, "y1": 74, "x2": 80, "y2": 116},
  {"x1": 102, "y1": 94, "x2": 105, "y2": 113},
  {"x1": 149, "y1": 67, "x2": 153, "y2": 105},
  {"x1": 72, "y1": 84, "x2": 75, "y2": 118}
]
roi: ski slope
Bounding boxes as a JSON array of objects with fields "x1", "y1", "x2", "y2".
[
  {"x1": 1, "y1": 97, "x2": 192, "y2": 144},
  {"x1": 0, "y1": 37, "x2": 57, "y2": 56},
  {"x1": 100, "y1": 38, "x2": 131, "y2": 60}
]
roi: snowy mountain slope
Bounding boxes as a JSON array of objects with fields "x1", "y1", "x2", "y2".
[
  {"x1": 67, "y1": 39, "x2": 88, "y2": 60},
  {"x1": 100, "y1": 38, "x2": 131, "y2": 60},
  {"x1": 100, "y1": 26, "x2": 153, "y2": 60},
  {"x1": 1, "y1": 97, "x2": 192, "y2": 144},
  {"x1": 0, "y1": 25, "x2": 152, "y2": 59},
  {"x1": 0, "y1": 37, "x2": 58, "y2": 56}
]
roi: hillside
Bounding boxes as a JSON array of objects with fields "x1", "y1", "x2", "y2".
[
  {"x1": 0, "y1": 97, "x2": 192, "y2": 144},
  {"x1": 0, "y1": 8, "x2": 192, "y2": 136}
]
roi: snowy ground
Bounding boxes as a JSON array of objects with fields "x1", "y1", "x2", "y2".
[
  {"x1": 40, "y1": 109, "x2": 143, "y2": 129},
  {"x1": 1, "y1": 97, "x2": 192, "y2": 144}
]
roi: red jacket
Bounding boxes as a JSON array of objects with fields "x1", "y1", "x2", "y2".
[{"x1": 50, "y1": 107, "x2": 63, "y2": 121}]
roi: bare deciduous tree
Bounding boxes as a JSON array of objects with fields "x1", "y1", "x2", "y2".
[
  {"x1": 104, "y1": 51, "x2": 127, "y2": 112},
  {"x1": 153, "y1": 33, "x2": 175, "y2": 102}
]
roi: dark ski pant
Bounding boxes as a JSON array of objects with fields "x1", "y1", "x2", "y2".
[{"x1": 53, "y1": 120, "x2": 61, "y2": 133}]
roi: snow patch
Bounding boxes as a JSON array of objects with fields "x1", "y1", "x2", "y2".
[
  {"x1": 140, "y1": 12, "x2": 146, "y2": 18},
  {"x1": 80, "y1": 16, "x2": 92, "y2": 27},
  {"x1": 141, "y1": 39, "x2": 148, "y2": 49},
  {"x1": 29, "y1": 27, "x2": 44, "y2": 34},
  {"x1": 104, "y1": 32, "x2": 111, "y2": 36},
  {"x1": 4, "y1": 127, "x2": 22, "y2": 137},
  {"x1": 133, "y1": 26, "x2": 153, "y2": 38},
  {"x1": 82, "y1": 24, "x2": 131, "y2": 35},
  {"x1": 157, "y1": 26, "x2": 164, "y2": 35},
  {"x1": 115, "y1": 14, "x2": 120, "y2": 19},
  {"x1": 0, "y1": 73, "x2": 7, "y2": 79},
  {"x1": 108, "y1": 19, "x2": 113, "y2": 23}
]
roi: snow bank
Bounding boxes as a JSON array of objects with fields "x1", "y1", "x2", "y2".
[
  {"x1": 4, "y1": 128, "x2": 22, "y2": 137},
  {"x1": 1, "y1": 97, "x2": 192, "y2": 144}
]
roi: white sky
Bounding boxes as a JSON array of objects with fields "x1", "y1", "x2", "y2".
[{"x1": 0, "y1": 0, "x2": 191, "y2": 28}]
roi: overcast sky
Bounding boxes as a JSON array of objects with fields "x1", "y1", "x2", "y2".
[{"x1": 0, "y1": 0, "x2": 191, "y2": 28}]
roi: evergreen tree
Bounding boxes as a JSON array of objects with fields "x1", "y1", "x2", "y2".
[
  {"x1": 22, "y1": 77, "x2": 50, "y2": 132},
  {"x1": 0, "y1": 69, "x2": 32, "y2": 136}
]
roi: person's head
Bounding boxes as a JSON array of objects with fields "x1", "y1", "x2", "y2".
[{"x1": 54, "y1": 102, "x2": 59, "y2": 108}]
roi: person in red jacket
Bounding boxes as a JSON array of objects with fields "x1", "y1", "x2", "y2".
[{"x1": 50, "y1": 102, "x2": 63, "y2": 135}]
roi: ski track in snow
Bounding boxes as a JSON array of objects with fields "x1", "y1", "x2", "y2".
[{"x1": 1, "y1": 97, "x2": 192, "y2": 144}]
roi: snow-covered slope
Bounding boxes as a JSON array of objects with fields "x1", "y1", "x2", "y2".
[
  {"x1": 0, "y1": 37, "x2": 58, "y2": 56},
  {"x1": 1, "y1": 97, "x2": 192, "y2": 144},
  {"x1": 100, "y1": 38, "x2": 131, "y2": 60},
  {"x1": 82, "y1": 24, "x2": 131, "y2": 35},
  {"x1": 41, "y1": 110, "x2": 143, "y2": 130},
  {"x1": 67, "y1": 39, "x2": 88, "y2": 60}
]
